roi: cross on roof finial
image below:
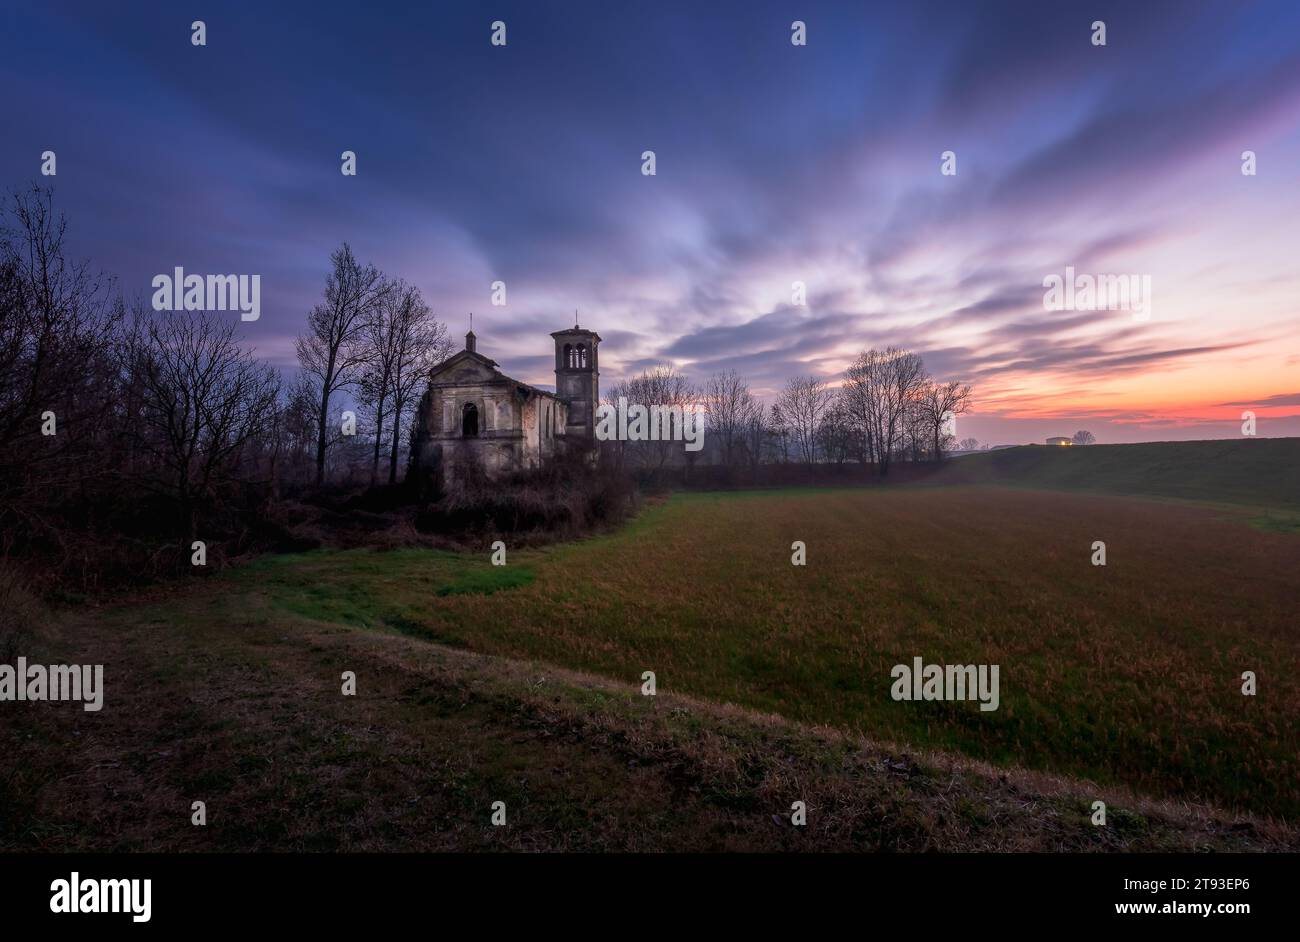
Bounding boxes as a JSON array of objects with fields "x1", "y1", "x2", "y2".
[{"x1": 469, "y1": 312, "x2": 473, "y2": 332}]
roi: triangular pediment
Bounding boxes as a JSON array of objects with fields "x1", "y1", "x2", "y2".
[{"x1": 428, "y1": 350, "x2": 503, "y2": 386}]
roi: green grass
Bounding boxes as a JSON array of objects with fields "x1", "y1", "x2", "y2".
[
  {"x1": 435, "y1": 566, "x2": 535, "y2": 597},
  {"x1": 238, "y1": 548, "x2": 534, "y2": 626},
  {"x1": 218, "y1": 484, "x2": 1300, "y2": 821}
]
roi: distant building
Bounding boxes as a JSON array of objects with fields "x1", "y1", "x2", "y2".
[
  {"x1": 1045, "y1": 436, "x2": 1074, "y2": 446},
  {"x1": 408, "y1": 322, "x2": 600, "y2": 490}
]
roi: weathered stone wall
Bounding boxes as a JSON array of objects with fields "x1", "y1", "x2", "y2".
[{"x1": 409, "y1": 373, "x2": 567, "y2": 492}]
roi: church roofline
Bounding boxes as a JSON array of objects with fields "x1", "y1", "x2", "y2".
[
  {"x1": 432, "y1": 348, "x2": 499, "y2": 371},
  {"x1": 425, "y1": 349, "x2": 560, "y2": 401}
]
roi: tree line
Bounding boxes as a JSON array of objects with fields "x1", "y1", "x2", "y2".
[
  {"x1": 608, "y1": 353, "x2": 972, "y2": 476},
  {"x1": 0, "y1": 187, "x2": 450, "y2": 584},
  {"x1": 1, "y1": 184, "x2": 975, "y2": 584}
]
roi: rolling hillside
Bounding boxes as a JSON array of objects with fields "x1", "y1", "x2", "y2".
[{"x1": 932, "y1": 438, "x2": 1300, "y2": 509}]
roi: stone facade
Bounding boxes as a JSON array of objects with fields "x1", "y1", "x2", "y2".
[{"x1": 409, "y1": 324, "x2": 600, "y2": 491}]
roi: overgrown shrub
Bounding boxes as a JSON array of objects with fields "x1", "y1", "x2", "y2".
[{"x1": 416, "y1": 448, "x2": 637, "y2": 541}]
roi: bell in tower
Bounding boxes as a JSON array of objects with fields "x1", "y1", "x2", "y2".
[{"x1": 550, "y1": 320, "x2": 601, "y2": 439}]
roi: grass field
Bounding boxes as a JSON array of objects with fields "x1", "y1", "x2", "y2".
[
  {"x1": 5, "y1": 469, "x2": 1298, "y2": 850},
  {"x1": 235, "y1": 486, "x2": 1297, "y2": 819},
  {"x1": 7, "y1": 481, "x2": 1295, "y2": 837}
]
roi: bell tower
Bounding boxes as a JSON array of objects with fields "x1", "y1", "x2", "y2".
[{"x1": 550, "y1": 320, "x2": 601, "y2": 439}]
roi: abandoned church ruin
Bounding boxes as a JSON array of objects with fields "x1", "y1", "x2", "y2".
[{"x1": 408, "y1": 322, "x2": 601, "y2": 489}]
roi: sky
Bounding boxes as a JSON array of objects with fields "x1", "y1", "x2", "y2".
[{"x1": 2, "y1": 0, "x2": 1298, "y2": 445}]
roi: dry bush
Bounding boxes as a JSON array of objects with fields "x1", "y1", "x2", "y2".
[{"x1": 419, "y1": 448, "x2": 637, "y2": 540}]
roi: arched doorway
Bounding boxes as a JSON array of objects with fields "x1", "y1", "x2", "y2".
[{"x1": 462, "y1": 402, "x2": 479, "y2": 437}]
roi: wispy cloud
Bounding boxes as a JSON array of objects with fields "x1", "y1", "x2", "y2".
[{"x1": 2, "y1": 0, "x2": 1297, "y2": 443}]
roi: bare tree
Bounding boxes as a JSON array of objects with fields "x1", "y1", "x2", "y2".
[
  {"x1": 702, "y1": 369, "x2": 759, "y2": 468},
  {"x1": 842, "y1": 348, "x2": 927, "y2": 475},
  {"x1": 357, "y1": 279, "x2": 450, "y2": 485},
  {"x1": 272, "y1": 373, "x2": 321, "y2": 489},
  {"x1": 902, "y1": 393, "x2": 928, "y2": 463},
  {"x1": 0, "y1": 188, "x2": 119, "y2": 459},
  {"x1": 766, "y1": 402, "x2": 792, "y2": 464},
  {"x1": 776, "y1": 375, "x2": 833, "y2": 467},
  {"x1": 386, "y1": 291, "x2": 451, "y2": 484},
  {"x1": 1071, "y1": 429, "x2": 1096, "y2": 446},
  {"x1": 920, "y1": 379, "x2": 973, "y2": 463},
  {"x1": 357, "y1": 286, "x2": 401, "y2": 485},
  {"x1": 135, "y1": 309, "x2": 281, "y2": 541},
  {"x1": 0, "y1": 186, "x2": 122, "y2": 543},
  {"x1": 816, "y1": 396, "x2": 855, "y2": 465},
  {"x1": 295, "y1": 244, "x2": 388, "y2": 486},
  {"x1": 606, "y1": 364, "x2": 697, "y2": 476},
  {"x1": 740, "y1": 400, "x2": 768, "y2": 471},
  {"x1": 959, "y1": 437, "x2": 981, "y2": 451}
]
